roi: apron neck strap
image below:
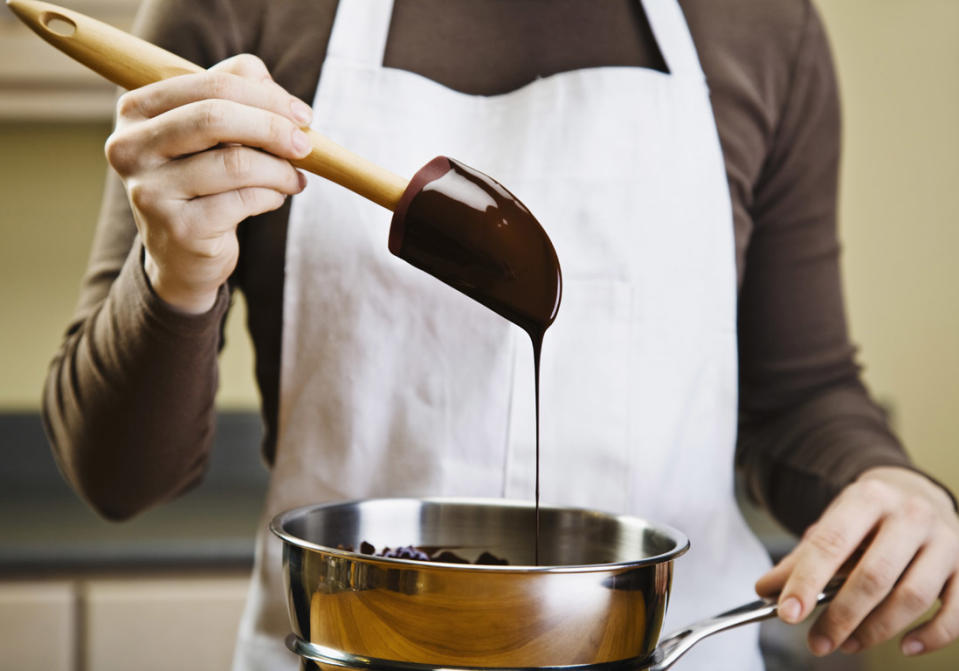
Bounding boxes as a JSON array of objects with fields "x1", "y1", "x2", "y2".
[
  {"x1": 641, "y1": 0, "x2": 705, "y2": 79},
  {"x1": 324, "y1": 0, "x2": 703, "y2": 80},
  {"x1": 326, "y1": 0, "x2": 394, "y2": 67}
]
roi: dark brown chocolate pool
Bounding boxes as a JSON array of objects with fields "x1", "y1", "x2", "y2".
[{"x1": 390, "y1": 157, "x2": 562, "y2": 563}]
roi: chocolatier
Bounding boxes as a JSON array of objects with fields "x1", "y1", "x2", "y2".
[{"x1": 42, "y1": 2, "x2": 957, "y2": 670}]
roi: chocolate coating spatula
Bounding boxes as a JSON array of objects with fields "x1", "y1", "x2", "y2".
[{"x1": 7, "y1": 0, "x2": 561, "y2": 335}]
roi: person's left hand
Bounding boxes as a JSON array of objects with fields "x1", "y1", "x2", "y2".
[{"x1": 756, "y1": 466, "x2": 959, "y2": 657}]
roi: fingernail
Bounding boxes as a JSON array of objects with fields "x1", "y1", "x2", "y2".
[
  {"x1": 291, "y1": 99, "x2": 312, "y2": 125},
  {"x1": 840, "y1": 638, "x2": 861, "y2": 654},
  {"x1": 810, "y1": 635, "x2": 834, "y2": 656},
  {"x1": 292, "y1": 129, "x2": 310, "y2": 156},
  {"x1": 297, "y1": 171, "x2": 307, "y2": 191},
  {"x1": 902, "y1": 639, "x2": 924, "y2": 656},
  {"x1": 780, "y1": 597, "x2": 802, "y2": 623}
]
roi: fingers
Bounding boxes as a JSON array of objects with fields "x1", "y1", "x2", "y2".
[
  {"x1": 759, "y1": 469, "x2": 959, "y2": 660},
  {"x1": 849, "y1": 533, "x2": 956, "y2": 651},
  {"x1": 755, "y1": 548, "x2": 797, "y2": 597},
  {"x1": 777, "y1": 480, "x2": 891, "y2": 627},
  {"x1": 807, "y1": 498, "x2": 933, "y2": 654},
  {"x1": 139, "y1": 188, "x2": 292, "y2": 254},
  {"x1": 211, "y1": 54, "x2": 312, "y2": 127},
  {"x1": 129, "y1": 147, "x2": 305, "y2": 244},
  {"x1": 161, "y1": 145, "x2": 305, "y2": 202},
  {"x1": 211, "y1": 53, "x2": 275, "y2": 81},
  {"x1": 107, "y1": 53, "x2": 314, "y2": 176},
  {"x1": 107, "y1": 99, "x2": 311, "y2": 175},
  {"x1": 192, "y1": 187, "x2": 293, "y2": 230},
  {"x1": 903, "y1": 575, "x2": 959, "y2": 655},
  {"x1": 116, "y1": 64, "x2": 312, "y2": 126}
]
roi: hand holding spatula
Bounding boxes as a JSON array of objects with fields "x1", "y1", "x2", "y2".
[{"x1": 7, "y1": 0, "x2": 560, "y2": 330}]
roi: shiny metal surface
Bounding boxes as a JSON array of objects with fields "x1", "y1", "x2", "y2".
[
  {"x1": 271, "y1": 498, "x2": 689, "y2": 668},
  {"x1": 284, "y1": 582, "x2": 841, "y2": 671},
  {"x1": 641, "y1": 578, "x2": 841, "y2": 671}
]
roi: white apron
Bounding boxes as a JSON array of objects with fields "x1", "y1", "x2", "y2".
[{"x1": 233, "y1": 1, "x2": 772, "y2": 669}]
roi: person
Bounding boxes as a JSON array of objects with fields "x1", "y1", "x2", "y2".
[{"x1": 42, "y1": 0, "x2": 959, "y2": 669}]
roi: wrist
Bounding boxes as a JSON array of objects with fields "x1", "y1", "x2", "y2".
[
  {"x1": 858, "y1": 466, "x2": 956, "y2": 516},
  {"x1": 143, "y1": 250, "x2": 220, "y2": 315}
]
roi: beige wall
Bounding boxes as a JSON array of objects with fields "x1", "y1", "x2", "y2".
[
  {"x1": 816, "y1": 2, "x2": 959, "y2": 669},
  {"x1": 818, "y1": 0, "x2": 959, "y2": 480},
  {"x1": 0, "y1": 124, "x2": 258, "y2": 409},
  {"x1": 0, "y1": 0, "x2": 956, "y2": 668}
]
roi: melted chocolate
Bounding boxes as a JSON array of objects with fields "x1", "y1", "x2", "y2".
[{"x1": 391, "y1": 157, "x2": 562, "y2": 564}]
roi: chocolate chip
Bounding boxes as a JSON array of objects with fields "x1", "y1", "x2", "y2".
[
  {"x1": 430, "y1": 550, "x2": 471, "y2": 564},
  {"x1": 475, "y1": 551, "x2": 509, "y2": 565},
  {"x1": 351, "y1": 541, "x2": 510, "y2": 565}
]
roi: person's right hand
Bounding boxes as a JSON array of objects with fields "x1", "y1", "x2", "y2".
[{"x1": 105, "y1": 54, "x2": 313, "y2": 313}]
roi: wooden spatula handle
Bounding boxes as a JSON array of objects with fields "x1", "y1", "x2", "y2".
[{"x1": 7, "y1": 0, "x2": 408, "y2": 211}]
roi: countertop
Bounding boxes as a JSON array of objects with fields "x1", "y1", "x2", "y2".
[
  {"x1": 0, "y1": 411, "x2": 268, "y2": 574},
  {"x1": 0, "y1": 411, "x2": 796, "y2": 574}
]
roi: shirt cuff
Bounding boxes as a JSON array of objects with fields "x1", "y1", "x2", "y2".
[{"x1": 123, "y1": 238, "x2": 231, "y2": 339}]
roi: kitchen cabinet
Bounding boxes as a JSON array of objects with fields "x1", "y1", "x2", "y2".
[
  {"x1": 0, "y1": 580, "x2": 74, "y2": 671},
  {"x1": 0, "y1": 573, "x2": 250, "y2": 671},
  {"x1": 0, "y1": 411, "x2": 268, "y2": 668},
  {"x1": 86, "y1": 574, "x2": 250, "y2": 671}
]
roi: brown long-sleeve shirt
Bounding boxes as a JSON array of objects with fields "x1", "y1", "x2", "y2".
[{"x1": 44, "y1": 0, "x2": 927, "y2": 533}]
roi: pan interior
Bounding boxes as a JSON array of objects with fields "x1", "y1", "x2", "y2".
[{"x1": 276, "y1": 498, "x2": 687, "y2": 567}]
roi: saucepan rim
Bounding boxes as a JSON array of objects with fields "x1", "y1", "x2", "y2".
[{"x1": 269, "y1": 496, "x2": 690, "y2": 573}]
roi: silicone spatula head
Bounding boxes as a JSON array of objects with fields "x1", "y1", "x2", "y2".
[{"x1": 390, "y1": 157, "x2": 562, "y2": 337}]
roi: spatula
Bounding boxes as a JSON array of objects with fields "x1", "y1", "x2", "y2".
[{"x1": 7, "y1": 0, "x2": 561, "y2": 337}]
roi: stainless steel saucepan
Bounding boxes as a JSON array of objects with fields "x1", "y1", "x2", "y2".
[{"x1": 271, "y1": 498, "x2": 837, "y2": 671}]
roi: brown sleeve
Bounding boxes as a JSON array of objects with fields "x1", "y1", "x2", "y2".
[
  {"x1": 732, "y1": 1, "x2": 949, "y2": 534},
  {"x1": 41, "y1": 0, "x2": 251, "y2": 520}
]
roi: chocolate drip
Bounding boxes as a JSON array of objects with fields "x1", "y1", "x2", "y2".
[
  {"x1": 390, "y1": 156, "x2": 562, "y2": 564},
  {"x1": 531, "y1": 332, "x2": 543, "y2": 564}
]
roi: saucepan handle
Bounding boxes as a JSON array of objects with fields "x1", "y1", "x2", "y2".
[{"x1": 638, "y1": 578, "x2": 844, "y2": 671}]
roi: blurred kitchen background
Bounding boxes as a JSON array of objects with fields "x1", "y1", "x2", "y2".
[{"x1": 1, "y1": 1, "x2": 957, "y2": 670}]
